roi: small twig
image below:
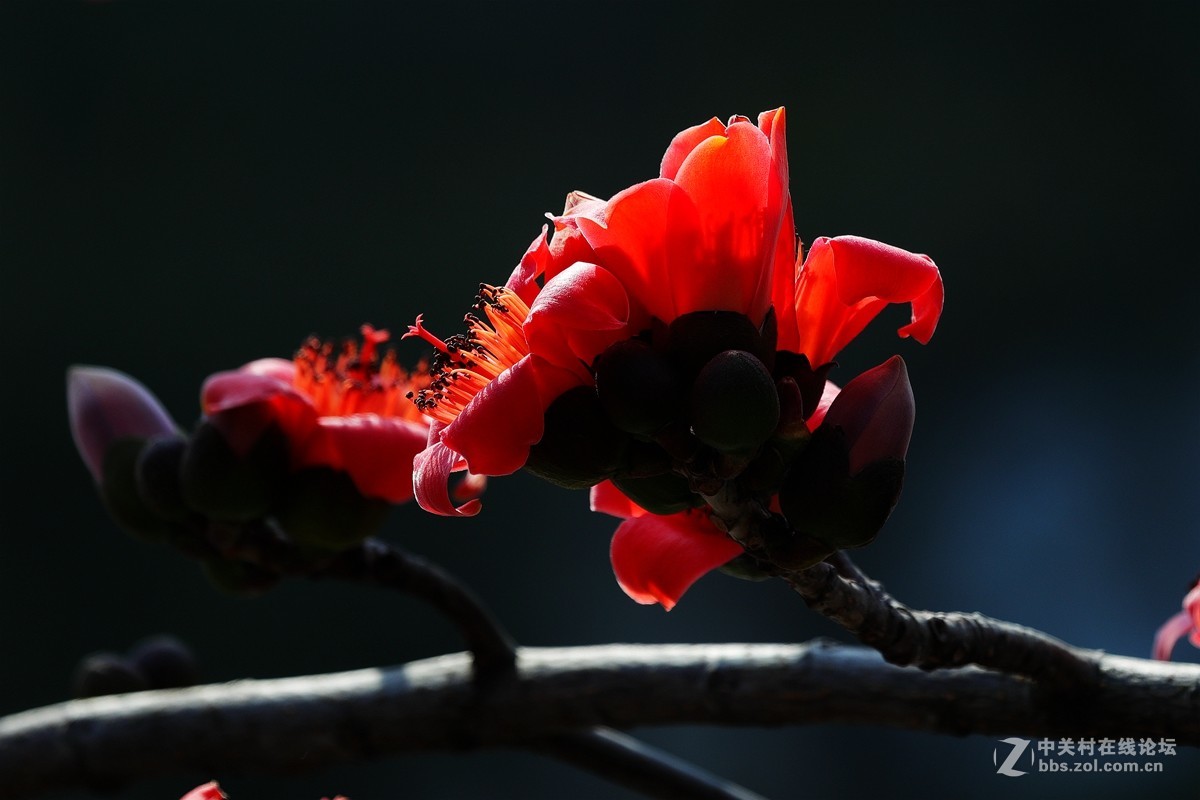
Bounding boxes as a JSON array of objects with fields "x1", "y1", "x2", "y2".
[
  {"x1": 321, "y1": 539, "x2": 518, "y2": 682},
  {"x1": 536, "y1": 727, "x2": 768, "y2": 800},
  {"x1": 787, "y1": 552, "x2": 1103, "y2": 686}
]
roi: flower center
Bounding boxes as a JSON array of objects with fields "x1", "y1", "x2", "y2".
[
  {"x1": 404, "y1": 284, "x2": 532, "y2": 425},
  {"x1": 293, "y1": 324, "x2": 429, "y2": 422}
]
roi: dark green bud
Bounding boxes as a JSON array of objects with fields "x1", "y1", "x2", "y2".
[
  {"x1": 274, "y1": 467, "x2": 391, "y2": 551},
  {"x1": 689, "y1": 350, "x2": 779, "y2": 455},
  {"x1": 525, "y1": 386, "x2": 629, "y2": 489},
  {"x1": 777, "y1": 425, "x2": 905, "y2": 551},
  {"x1": 134, "y1": 434, "x2": 190, "y2": 522},
  {"x1": 611, "y1": 472, "x2": 703, "y2": 515},
  {"x1": 180, "y1": 420, "x2": 289, "y2": 522},
  {"x1": 100, "y1": 438, "x2": 175, "y2": 542},
  {"x1": 594, "y1": 338, "x2": 683, "y2": 435},
  {"x1": 666, "y1": 311, "x2": 772, "y2": 378}
]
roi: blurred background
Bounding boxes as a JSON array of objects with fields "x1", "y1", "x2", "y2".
[{"x1": 3, "y1": 1, "x2": 1198, "y2": 797}]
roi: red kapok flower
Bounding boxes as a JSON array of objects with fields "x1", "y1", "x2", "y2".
[
  {"x1": 180, "y1": 783, "x2": 228, "y2": 800},
  {"x1": 1153, "y1": 580, "x2": 1200, "y2": 661},
  {"x1": 201, "y1": 325, "x2": 433, "y2": 505},
  {"x1": 406, "y1": 108, "x2": 943, "y2": 608}
]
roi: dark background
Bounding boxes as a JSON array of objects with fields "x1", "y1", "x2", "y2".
[{"x1": 3, "y1": 1, "x2": 1198, "y2": 798}]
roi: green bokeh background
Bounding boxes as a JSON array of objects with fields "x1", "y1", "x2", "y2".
[{"x1": 3, "y1": 2, "x2": 1198, "y2": 798}]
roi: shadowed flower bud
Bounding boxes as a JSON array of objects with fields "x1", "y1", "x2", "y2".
[
  {"x1": 72, "y1": 652, "x2": 148, "y2": 698},
  {"x1": 822, "y1": 355, "x2": 914, "y2": 473},
  {"x1": 689, "y1": 350, "x2": 779, "y2": 455},
  {"x1": 594, "y1": 338, "x2": 683, "y2": 435},
  {"x1": 611, "y1": 472, "x2": 704, "y2": 516},
  {"x1": 273, "y1": 467, "x2": 391, "y2": 550},
  {"x1": 180, "y1": 419, "x2": 290, "y2": 522},
  {"x1": 128, "y1": 635, "x2": 200, "y2": 689},
  {"x1": 778, "y1": 357, "x2": 913, "y2": 552},
  {"x1": 67, "y1": 366, "x2": 179, "y2": 485},
  {"x1": 525, "y1": 386, "x2": 630, "y2": 489},
  {"x1": 666, "y1": 310, "x2": 773, "y2": 379},
  {"x1": 134, "y1": 434, "x2": 190, "y2": 522}
]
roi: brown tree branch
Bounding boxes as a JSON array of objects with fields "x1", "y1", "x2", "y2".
[
  {"x1": 787, "y1": 552, "x2": 1103, "y2": 686},
  {"x1": 2, "y1": 642, "x2": 1197, "y2": 799}
]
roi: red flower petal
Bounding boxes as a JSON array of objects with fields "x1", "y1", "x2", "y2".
[
  {"x1": 180, "y1": 783, "x2": 228, "y2": 800},
  {"x1": 793, "y1": 236, "x2": 944, "y2": 368},
  {"x1": 806, "y1": 380, "x2": 841, "y2": 431},
  {"x1": 672, "y1": 118, "x2": 777, "y2": 323},
  {"x1": 659, "y1": 116, "x2": 727, "y2": 180},
  {"x1": 610, "y1": 511, "x2": 743, "y2": 610},
  {"x1": 525, "y1": 262, "x2": 632, "y2": 370},
  {"x1": 439, "y1": 354, "x2": 583, "y2": 478},
  {"x1": 590, "y1": 479, "x2": 648, "y2": 519},
  {"x1": 413, "y1": 421, "x2": 483, "y2": 517},
  {"x1": 299, "y1": 414, "x2": 430, "y2": 504},
  {"x1": 572, "y1": 178, "x2": 700, "y2": 324},
  {"x1": 200, "y1": 370, "x2": 319, "y2": 458}
]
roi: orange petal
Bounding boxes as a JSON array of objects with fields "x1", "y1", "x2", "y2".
[
  {"x1": 659, "y1": 116, "x2": 728, "y2": 180},
  {"x1": 672, "y1": 119, "x2": 777, "y2": 323}
]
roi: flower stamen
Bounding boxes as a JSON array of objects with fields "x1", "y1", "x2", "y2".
[
  {"x1": 294, "y1": 324, "x2": 429, "y2": 423},
  {"x1": 405, "y1": 285, "x2": 532, "y2": 426}
]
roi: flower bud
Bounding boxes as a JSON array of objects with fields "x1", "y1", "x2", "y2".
[
  {"x1": 610, "y1": 472, "x2": 703, "y2": 516},
  {"x1": 777, "y1": 357, "x2": 913, "y2": 552},
  {"x1": 666, "y1": 310, "x2": 772, "y2": 378},
  {"x1": 822, "y1": 355, "x2": 914, "y2": 473},
  {"x1": 128, "y1": 635, "x2": 199, "y2": 690},
  {"x1": 594, "y1": 338, "x2": 683, "y2": 435},
  {"x1": 689, "y1": 350, "x2": 779, "y2": 455},
  {"x1": 72, "y1": 652, "x2": 148, "y2": 698},
  {"x1": 134, "y1": 434, "x2": 190, "y2": 522},
  {"x1": 180, "y1": 419, "x2": 289, "y2": 521},
  {"x1": 273, "y1": 467, "x2": 391, "y2": 551},
  {"x1": 99, "y1": 438, "x2": 177, "y2": 542},
  {"x1": 67, "y1": 366, "x2": 179, "y2": 485},
  {"x1": 525, "y1": 386, "x2": 629, "y2": 489}
]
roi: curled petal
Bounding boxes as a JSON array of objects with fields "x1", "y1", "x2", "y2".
[
  {"x1": 525, "y1": 262, "x2": 631, "y2": 369},
  {"x1": 414, "y1": 422, "x2": 483, "y2": 517},
  {"x1": 439, "y1": 354, "x2": 584, "y2": 478},
  {"x1": 301, "y1": 415, "x2": 430, "y2": 504},
  {"x1": 610, "y1": 511, "x2": 743, "y2": 610},
  {"x1": 1153, "y1": 610, "x2": 1195, "y2": 662},
  {"x1": 794, "y1": 236, "x2": 944, "y2": 368},
  {"x1": 67, "y1": 366, "x2": 180, "y2": 484},
  {"x1": 590, "y1": 479, "x2": 648, "y2": 519}
]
